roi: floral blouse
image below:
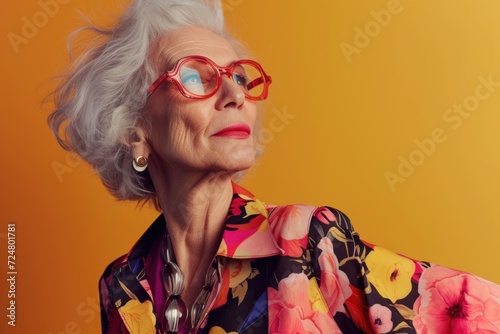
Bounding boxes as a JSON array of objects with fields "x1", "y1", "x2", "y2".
[{"x1": 99, "y1": 183, "x2": 500, "y2": 333}]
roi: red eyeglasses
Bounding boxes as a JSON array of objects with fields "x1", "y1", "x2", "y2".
[{"x1": 148, "y1": 55, "x2": 272, "y2": 101}]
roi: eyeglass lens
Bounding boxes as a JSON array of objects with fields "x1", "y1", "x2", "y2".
[{"x1": 179, "y1": 59, "x2": 266, "y2": 98}]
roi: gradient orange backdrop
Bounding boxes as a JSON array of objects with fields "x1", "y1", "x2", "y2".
[{"x1": 2, "y1": 0, "x2": 500, "y2": 332}]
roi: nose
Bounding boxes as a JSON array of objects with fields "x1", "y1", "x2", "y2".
[{"x1": 215, "y1": 74, "x2": 246, "y2": 110}]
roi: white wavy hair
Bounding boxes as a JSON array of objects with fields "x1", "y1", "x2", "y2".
[{"x1": 48, "y1": 0, "x2": 245, "y2": 205}]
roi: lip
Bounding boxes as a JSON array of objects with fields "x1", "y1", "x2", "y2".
[{"x1": 212, "y1": 124, "x2": 251, "y2": 138}]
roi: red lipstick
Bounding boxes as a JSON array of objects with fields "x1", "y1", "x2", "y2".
[{"x1": 212, "y1": 124, "x2": 251, "y2": 138}]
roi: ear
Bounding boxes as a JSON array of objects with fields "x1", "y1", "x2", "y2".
[{"x1": 127, "y1": 127, "x2": 150, "y2": 160}]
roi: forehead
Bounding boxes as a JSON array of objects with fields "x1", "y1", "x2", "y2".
[{"x1": 151, "y1": 26, "x2": 239, "y2": 70}]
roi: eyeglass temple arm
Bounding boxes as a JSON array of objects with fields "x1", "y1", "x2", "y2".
[
  {"x1": 246, "y1": 75, "x2": 272, "y2": 91},
  {"x1": 148, "y1": 73, "x2": 169, "y2": 97}
]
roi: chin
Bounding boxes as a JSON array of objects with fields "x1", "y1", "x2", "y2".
[
  {"x1": 228, "y1": 148, "x2": 256, "y2": 169},
  {"x1": 208, "y1": 145, "x2": 256, "y2": 174},
  {"x1": 225, "y1": 158, "x2": 255, "y2": 173},
  {"x1": 215, "y1": 157, "x2": 254, "y2": 178},
  {"x1": 229, "y1": 160, "x2": 255, "y2": 181}
]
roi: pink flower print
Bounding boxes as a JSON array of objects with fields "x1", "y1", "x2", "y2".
[
  {"x1": 369, "y1": 304, "x2": 393, "y2": 333},
  {"x1": 268, "y1": 273, "x2": 342, "y2": 334},
  {"x1": 317, "y1": 237, "x2": 352, "y2": 314},
  {"x1": 413, "y1": 266, "x2": 500, "y2": 333},
  {"x1": 268, "y1": 205, "x2": 313, "y2": 257},
  {"x1": 313, "y1": 207, "x2": 336, "y2": 225}
]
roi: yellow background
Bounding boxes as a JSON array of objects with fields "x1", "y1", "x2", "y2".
[{"x1": 2, "y1": 0, "x2": 500, "y2": 332}]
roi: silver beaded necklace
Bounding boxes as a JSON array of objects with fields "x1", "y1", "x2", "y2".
[{"x1": 160, "y1": 235, "x2": 220, "y2": 333}]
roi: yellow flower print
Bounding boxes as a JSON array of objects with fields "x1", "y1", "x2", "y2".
[
  {"x1": 365, "y1": 247, "x2": 415, "y2": 303},
  {"x1": 241, "y1": 195, "x2": 268, "y2": 219},
  {"x1": 208, "y1": 326, "x2": 238, "y2": 334},
  {"x1": 227, "y1": 259, "x2": 259, "y2": 305},
  {"x1": 228, "y1": 259, "x2": 252, "y2": 288},
  {"x1": 308, "y1": 277, "x2": 329, "y2": 313},
  {"x1": 119, "y1": 299, "x2": 156, "y2": 334}
]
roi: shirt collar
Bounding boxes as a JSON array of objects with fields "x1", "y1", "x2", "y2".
[
  {"x1": 216, "y1": 182, "x2": 283, "y2": 258},
  {"x1": 120, "y1": 182, "x2": 283, "y2": 266}
]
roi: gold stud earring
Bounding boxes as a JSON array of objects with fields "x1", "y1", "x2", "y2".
[{"x1": 132, "y1": 156, "x2": 148, "y2": 172}]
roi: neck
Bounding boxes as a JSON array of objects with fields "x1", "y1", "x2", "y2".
[
  {"x1": 156, "y1": 171, "x2": 234, "y2": 239},
  {"x1": 150, "y1": 168, "x2": 234, "y2": 308}
]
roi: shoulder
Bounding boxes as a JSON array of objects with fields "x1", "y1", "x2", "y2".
[
  {"x1": 98, "y1": 254, "x2": 127, "y2": 332},
  {"x1": 100, "y1": 213, "x2": 166, "y2": 277},
  {"x1": 99, "y1": 213, "x2": 165, "y2": 294},
  {"x1": 267, "y1": 204, "x2": 355, "y2": 256},
  {"x1": 267, "y1": 204, "x2": 353, "y2": 234},
  {"x1": 99, "y1": 254, "x2": 126, "y2": 288}
]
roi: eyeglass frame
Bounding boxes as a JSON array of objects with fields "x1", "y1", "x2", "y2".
[{"x1": 147, "y1": 55, "x2": 272, "y2": 101}]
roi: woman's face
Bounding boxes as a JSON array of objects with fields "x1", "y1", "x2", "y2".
[{"x1": 143, "y1": 27, "x2": 258, "y2": 179}]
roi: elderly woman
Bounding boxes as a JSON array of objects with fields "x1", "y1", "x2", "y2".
[{"x1": 49, "y1": 0, "x2": 500, "y2": 333}]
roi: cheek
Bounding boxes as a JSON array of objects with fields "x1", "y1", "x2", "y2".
[
  {"x1": 248, "y1": 104, "x2": 259, "y2": 134},
  {"x1": 145, "y1": 100, "x2": 179, "y2": 152},
  {"x1": 147, "y1": 102, "x2": 209, "y2": 154}
]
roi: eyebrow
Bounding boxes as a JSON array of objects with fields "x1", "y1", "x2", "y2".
[
  {"x1": 160, "y1": 57, "x2": 177, "y2": 73},
  {"x1": 152, "y1": 47, "x2": 178, "y2": 73}
]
